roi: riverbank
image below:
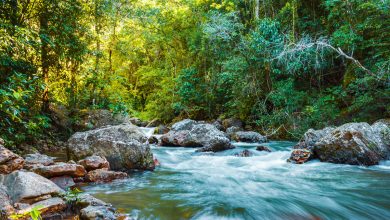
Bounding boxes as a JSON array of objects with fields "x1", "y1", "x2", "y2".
[{"x1": 1, "y1": 116, "x2": 389, "y2": 219}]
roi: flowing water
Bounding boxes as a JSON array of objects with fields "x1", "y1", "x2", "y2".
[{"x1": 82, "y1": 141, "x2": 390, "y2": 220}]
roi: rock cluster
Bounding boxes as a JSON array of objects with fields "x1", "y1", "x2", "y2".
[
  {"x1": 160, "y1": 118, "x2": 268, "y2": 152},
  {"x1": 161, "y1": 121, "x2": 234, "y2": 152},
  {"x1": 288, "y1": 121, "x2": 390, "y2": 165},
  {"x1": 0, "y1": 141, "x2": 126, "y2": 219}
]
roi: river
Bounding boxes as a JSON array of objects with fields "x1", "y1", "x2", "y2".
[{"x1": 82, "y1": 141, "x2": 390, "y2": 220}]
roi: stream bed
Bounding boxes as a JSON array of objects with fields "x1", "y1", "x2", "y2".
[{"x1": 82, "y1": 141, "x2": 390, "y2": 220}]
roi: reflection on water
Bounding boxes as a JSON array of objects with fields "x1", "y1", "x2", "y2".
[{"x1": 82, "y1": 141, "x2": 390, "y2": 220}]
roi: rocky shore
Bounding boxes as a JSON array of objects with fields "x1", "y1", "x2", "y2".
[{"x1": 2, "y1": 113, "x2": 389, "y2": 219}]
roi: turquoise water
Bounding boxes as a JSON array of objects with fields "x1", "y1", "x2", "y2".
[{"x1": 82, "y1": 141, "x2": 390, "y2": 220}]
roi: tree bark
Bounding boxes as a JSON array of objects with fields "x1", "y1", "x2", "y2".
[{"x1": 40, "y1": 1, "x2": 50, "y2": 112}]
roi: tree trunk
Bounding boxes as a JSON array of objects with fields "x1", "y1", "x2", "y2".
[
  {"x1": 40, "y1": 2, "x2": 50, "y2": 112},
  {"x1": 255, "y1": 0, "x2": 259, "y2": 20}
]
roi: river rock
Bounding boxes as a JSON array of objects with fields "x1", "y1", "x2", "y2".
[
  {"x1": 32, "y1": 162, "x2": 87, "y2": 178},
  {"x1": 222, "y1": 118, "x2": 243, "y2": 130},
  {"x1": 67, "y1": 123, "x2": 155, "y2": 171},
  {"x1": 161, "y1": 130, "x2": 191, "y2": 146},
  {"x1": 171, "y1": 119, "x2": 199, "y2": 131},
  {"x1": 256, "y1": 146, "x2": 272, "y2": 152},
  {"x1": 234, "y1": 149, "x2": 253, "y2": 157},
  {"x1": 50, "y1": 176, "x2": 75, "y2": 189},
  {"x1": 189, "y1": 124, "x2": 234, "y2": 152},
  {"x1": 78, "y1": 155, "x2": 110, "y2": 171},
  {"x1": 288, "y1": 149, "x2": 312, "y2": 164},
  {"x1": 80, "y1": 205, "x2": 117, "y2": 220},
  {"x1": 24, "y1": 153, "x2": 55, "y2": 170},
  {"x1": 314, "y1": 122, "x2": 390, "y2": 165},
  {"x1": 85, "y1": 169, "x2": 127, "y2": 182},
  {"x1": 162, "y1": 124, "x2": 234, "y2": 152},
  {"x1": 77, "y1": 194, "x2": 109, "y2": 207},
  {"x1": 0, "y1": 145, "x2": 24, "y2": 174},
  {"x1": 231, "y1": 131, "x2": 267, "y2": 143},
  {"x1": 0, "y1": 171, "x2": 63, "y2": 204}
]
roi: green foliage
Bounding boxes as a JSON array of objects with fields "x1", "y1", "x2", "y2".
[
  {"x1": 0, "y1": 0, "x2": 389, "y2": 142},
  {"x1": 62, "y1": 188, "x2": 83, "y2": 203},
  {"x1": 10, "y1": 205, "x2": 43, "y2": 220}
]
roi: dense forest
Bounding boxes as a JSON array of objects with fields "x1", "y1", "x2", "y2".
[{"x1": 1, "y1": 0, "x2": 389, "y2": 145}]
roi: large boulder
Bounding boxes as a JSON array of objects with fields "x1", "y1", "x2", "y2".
[
  {"x1": 314, "y1": 122, "x2": 390, "y2": 165},
  {"x1": 32, "y1": 162, "x2": 87, "y2": 178},
  {"x1": 67, "y1": 124, "x2": 154, "y2": 171},
  {"x1": 0, "y1": 145, "x2": 24, "y2": 174},
  {"x1": 289, "y1": 122, "x2": 390, "y2": 165},
  {"x1": 0, "y1": 171, "x2": 63, "y2": 204},
  {"x1": 161, "y1": 123, "x2": 234, "y2": 152},
  {"x1": 231, "y1": 131, "x2": 267, "y2": 143},
  {"x1": 171, "y1": 119, "x2": 199, "y2": 131}
]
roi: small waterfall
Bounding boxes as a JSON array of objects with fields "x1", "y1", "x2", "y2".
[{"x1": 140, "y1": 127, "x2": 156, "y2": 138}]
